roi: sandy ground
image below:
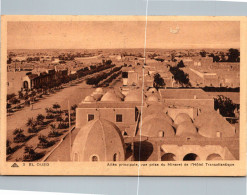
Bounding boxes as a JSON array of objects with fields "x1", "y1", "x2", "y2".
[
  {"x1": 7, "y1": 80, "x2": 96, "y2": 161},
  {"x1": 7, "y1": 82, "x2": 94, "y2": 139}
]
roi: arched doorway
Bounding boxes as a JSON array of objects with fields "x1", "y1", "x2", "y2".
[
  {"x1": 134, "y1": 141, "x2": 153, "y2": 161},
  {"x1": 161, "y1": 153, "x2": 176, "y2": 161},
  {"x1": 206, "y1": 153, "x2": 223, "y2": 160},
  {"x1": 23, "y1": 81, "x2": 29, "y2": 89},
  {"x1": 91, "y1": 155, "x2": 99, "y2": 162},
  {"x1": 73, "y1": 153, "x2": 79, "y2": 161},
  {"x1": 183, "y1": 153, "x2": 200, "y2": 161},
  {"x1": 113, "y1": 153, "x2": 118, "y2": 161}
]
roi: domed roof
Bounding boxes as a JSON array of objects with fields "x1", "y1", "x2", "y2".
[
  {"x1": 148, "y1": 87, "x2": 157, "y2": 93},
  {"x1": 101, "y1": 91, "x2": 122, "y2": 102},
  {"x1": 124, "y1": 91, "x2": 142, "y2": 102},
  {"x1": 146, "y1": 94, "x2": 159, "y2": 102},
  {"x1": 114, "y1": 90, "x2": 125, "y2": 99},
  {"x1": 71, "y1": 119, "x2": 125, "y2": 161},
  {"x1": 142, "y1": 113, "x2": 173, "y2": 126},
  {"x1": 142, "y1": 105, "x2": 163, "y2": 116},
  {"x1": 91, "y1": 93, "x2": 103, "y2": 101},
  {"x1": 174, "y1": 113, "x2": 192, "y2": 126},
  {"x1": 138, "y1": 118, "x2": 175, "y2": 137},
  {"x1": 142, "y1": 105, "x2": 173, "y2": 125},
  {"x1": 176, "y1": 121, "x2": 197, "y2": 136},
  {"x1": 95, "y1": 88, "x2": 104, "y2": 94},
  {"x1": 83, "y1": 95, "x2": 96, "y2": 102},
  {"x1": 194, "y1": 110, "x2": 235, "y2": 138}
]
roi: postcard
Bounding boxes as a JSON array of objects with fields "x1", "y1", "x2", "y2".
[{"x1": 1, "y1": 15, "x2": 246, "y2": 176}]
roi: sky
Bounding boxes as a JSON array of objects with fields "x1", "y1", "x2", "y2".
[{"x1": 7, "y1": 21, "x2": 240, "y2": 49}]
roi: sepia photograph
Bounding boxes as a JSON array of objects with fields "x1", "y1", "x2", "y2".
[{"x1": 1, "y1": 16, "x2": 246, "y2": 176}]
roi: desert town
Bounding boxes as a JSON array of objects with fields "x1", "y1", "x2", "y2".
[{"x1": 6, "y1": 47, "x2": 240, "y2": 162}]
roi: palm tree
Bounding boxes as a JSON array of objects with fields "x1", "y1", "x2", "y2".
[
  {"x1": 71, "y1": 104, "x2": 77, "y2": 113},
  {"x1": 26, "y1": 118, "x2": 36, "y2": 127},
  {"x1": 56, "y1": 116, "x2": 63, "y2": 124},
  {"x1": 7, "y1": 139, "x2": 12, "y2": 155},
  {"x1": 48, "y1": 123, "x2": 61, "y2": 137},
  {"x1": 13, "y1": 128, "x2": 26, "y2": 143},
  {"x1": 53, "y1": 103, "x2": 61, "y2": 113},
  {"x1": 50, "y1": 124, "x2": 56, "y2": 131},
  {"x1": 36, "y1": 114, "x2": 45, "y2": 125},
  {"x1": 26, "y1": 118, "x2": 38, "y2": 133},
  {"x1": 18, "y1": 90, "x2": 24, "y2": 99},
  {"x1": 23, "y1": 146, "x2": 43, "y2": 161},
  {"x1": 45, "y1": 107, "x2": 50, "y2": 114},
  {"x1": 30, "y1": 90, "x2": 37, "y2": 102}
]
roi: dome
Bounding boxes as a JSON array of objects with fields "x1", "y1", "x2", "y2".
[
  {"x1": 138, "y1": 118, "x2": 175, "y2": 137},
  {"x1": 101, "y1": 91, "x2": 122, "y2": 102},
  {"x1": 71, "y1": 119, "x2": 125, "y2": 161},
  {"x1": 142, "y1": 105, "x2": 173, "y2": 125},
  {"x1": 95, "y1": 88, "x2": 104, "y2": 94},
  {"x1": 124, "y1": 91, "x2": 142, "y2": 102},
  {"x1": 148, "y1": 87, "x2": 157, "y2": 93},
  {"x1": 92, "y1": 93, "x2": 103, "y2": 101},
  {"x1": 146, "y1": 94, "x2": 159, "y2": 102},
  {"x1": 83, "y1": 95, "x2": 96, "y2": 102},
  {"x1": 174, "y1": 113, "x2": 192, "y2": 126},
  {"x1": 114, "y1": 90, "x2": 125, "y2": 99},
  {"x1": 195, "y1": 110, "x2": 235, "y2": 138},
  {"x1": 142, "y1": 113, "x2": 173, "y2": 126},
  {"x1": 176, "y1": 121, "x2": 197, "y2": 136},
  {"x1": 142, "y1": 105, "x2": 164, "y2": 117}
]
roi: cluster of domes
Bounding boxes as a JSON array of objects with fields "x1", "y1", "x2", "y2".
[
  {"x1": 81, "y1": 88, "x2": 104, "y2": 103},
  {"x1": 83, "y1": 95, "x2": 96, "y2": 103},
  {"x1": 138, "y1": 105, "x2": 175, "y2": 137},
  {"x1": 138, "y1": 117, "x2": 175, "y2": 137},
  {"x1": 124, "y1": 90, "x2": 142, "y2": 102},
  {"x1": 142, "y1": 105, "x2": 173, "y2": 125},
  {"x1": 81, "y1": 88, "x2": 162, "y2": 103},
  {"x1": 81, "y1": 88, "x2": 127, "y2": 103},
  {"x1": 101, "y1": 90, "x2": 123, "y2": 102},
  {"x1": 138, "y1": 106, "x2": 201, "y2": 138},
  {"x1": 194, "y1": 110, "x2": 235, "y2": 138}
]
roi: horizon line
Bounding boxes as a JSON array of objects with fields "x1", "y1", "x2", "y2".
[{"x1": 7, "y1": 47, "x2": 240, "y2": 50}]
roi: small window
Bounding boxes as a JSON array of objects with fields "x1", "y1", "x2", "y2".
[
  {"x1": 113, "y1": 153, "x2": 118, "y2": 161},
  {"x1": 88, "y1": 114, "x2": 94, "y2": 121},
  {"x1": 122, "y1": 72, "x2": 128, "y2": 78},
  {"x1": 158, "y1": 131, "x2": 164, "y2": 137},
  {"x1": 216, "y1": 131, "x2": 221, "y2": 138},
  {"x1": 74, "y1": 153, "x2": 79, "y2": 161},
  {"x1": 91, "y1": 155, "x2": 98, "y2": 162},
  {"x1": 116, "y1": 114, "x2": 122, "y2": 122}
]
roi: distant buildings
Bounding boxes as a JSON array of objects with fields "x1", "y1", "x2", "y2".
[
  {"x1": 179, "y1": 56, "x2": 240, "y2": 88},
  {"x1": 22, "y1": 69, "x2": 58, "y2": 90},
  {"x1": 7, "y1": 68, "x2": 69, "y2": 93}
]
